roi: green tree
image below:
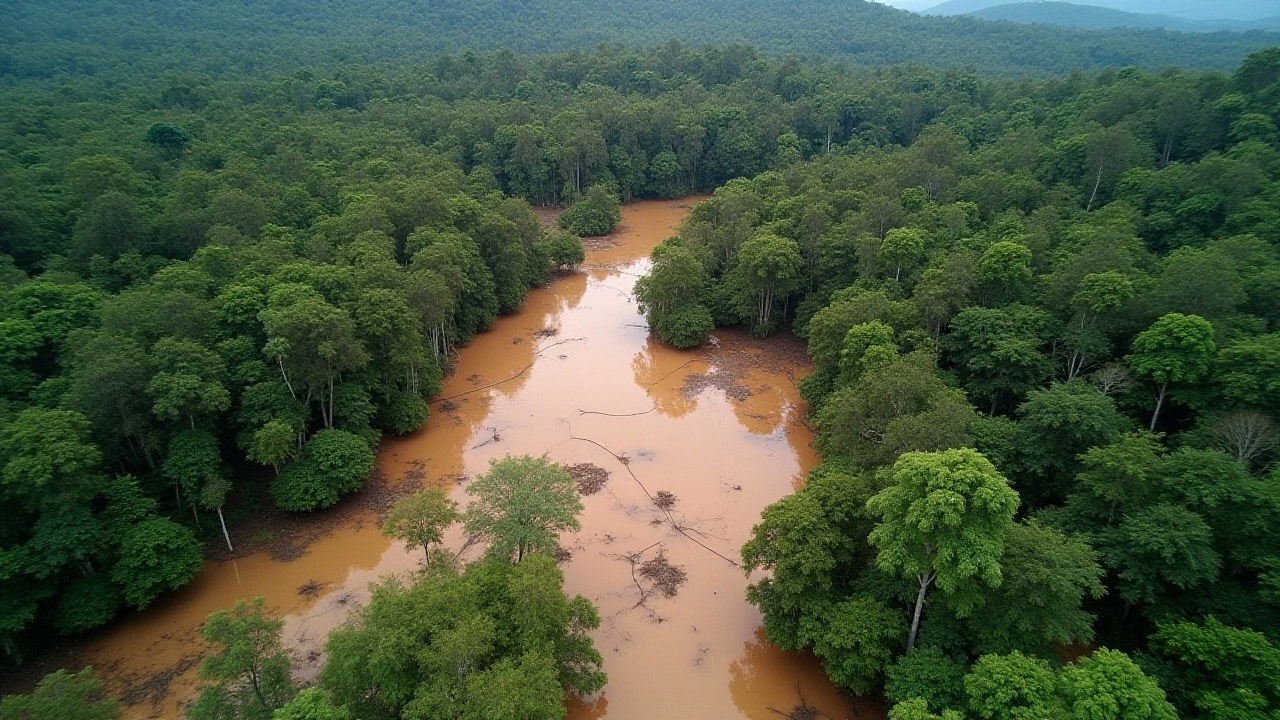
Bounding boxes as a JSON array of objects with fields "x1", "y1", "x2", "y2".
[
  {"x1": 963, "y1": 522, "x2": 1104, "y2": 657},
  {"x1": 163, "y1": 429, "x2": 234, "y2": 551},
  {"x1": 1148, "y1": 616, "x2": 1280, "y2": 720},
  {"x1": 0, "y1": 669, "x2": 119, "y2": 720},
  {"x1": 882, "y1": 228, "x2": 927, "y2": 282},
  {"x1": 110, "y1": 516, "x2": 203, "y2": 609},
  {"x1": 734, "y1": 232, "x2": 804, "y2": 335},
  {"x1": 977, "y1": 241, "x2": 1033, "y2": 306},
  {"x1": 635, "y1": 243, "x2": 707, "y2": 320},
  {"x1": 189, "y1": 597, "x2": 297, "y2": 720},
  {"x1": 260, "y1": 287, "x2": 368, "y2": 431},
  {"x1": 542, "y1": 232, "x2": 585, "y2": 270},
  {"x1": 322, "y1": 556, "x2": 603, "y2": 720},
  {"x1": 1127, "y1": 313, "x2": 1216, "y2": 432},
  {"x1": 886, "y1": 647, "x2": 967, "y2": 715},
  {"x1": 889, "y1": 697, "x2": 964, "y2": 720},
  {"x1": 462, "y1": 455, "x2": 582, "y2": 562},
  {"x1": 557, "y1": 185, "x2": 620, "y2": 237},
  {"x1": 246, "y1": 420, "x2": 297, "y2": 475},
  {"x1": 148, "y1": 338, "x2": 232, "y2": 430},
  {"x1": 381, "y1": 487, "x2": 458, "y2": 564},
  {"x1": 867, "y1": 449, "x2": 1020, "y2": 651},
  {"x1": 272, "y1": 690, "x2": 350, "y2": 720},
  {"x1": 653, "y1": 303, "x2": 715, "y2": 349},
  {"x1": 1059, "y1": 649, "x2": 1176, "y2": 720},
  {"x1": 800, "y1": 596, "x2": 905, "y2": 694},
  {"x1": 963, "y1": 652, "x2": 1061, "y2": 720},
  {"x1": 270, "y1": 429, "x2": 375, "y2": 512},
  {"x1": 946, "y1": 305, "x2": 1054, "y2": 415}
]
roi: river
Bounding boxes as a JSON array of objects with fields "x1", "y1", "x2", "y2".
[{"x1": 75, "y1": 198, "x2": 877, "y2": 720}]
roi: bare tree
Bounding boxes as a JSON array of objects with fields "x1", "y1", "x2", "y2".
[
  {"x1": 1090, "y1": 362, "x2": 1133, "y2": 397},
  {"x1": 1213, "y1": 411, "x2": 1279, "y2": 469}
]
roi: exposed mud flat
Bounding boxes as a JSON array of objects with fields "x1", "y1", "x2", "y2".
[{"x1": 69, "y1": 199, "x2": 879, "y2": 720}]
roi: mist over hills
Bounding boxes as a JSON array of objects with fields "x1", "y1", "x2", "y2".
[
  {"x1": 2, "y1": 0, "x2": 1278, "y2": 81},
  {"x1": 926, "y1": 0, "x2": 1280, "y2": 21},
  {"x1": 969, "y1": 2, "x2": 1280, "y2": 32}
]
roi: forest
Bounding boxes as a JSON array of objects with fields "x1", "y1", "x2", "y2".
[
  {"x1": 1, "y1": 0, "x2": 1280, "y2": 716},
  {"x1": 3, "y1": 0, "x2": 1279, "y2": 80}
]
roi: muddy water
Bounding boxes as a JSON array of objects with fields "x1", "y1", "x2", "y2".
[{"x1": 79, "y1": 199, "x2": 876, "y2": 720}]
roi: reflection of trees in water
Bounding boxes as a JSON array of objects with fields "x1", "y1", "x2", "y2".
[
  {"x1": 565, "y1": 692, "x2": 608, "y2": 720},
  {"x1": 728, "y1": 630, "x2": 789, "y2": 720},
  {"x1": 552, "y1": 270, "x2": 588, "y2": 313},
  {"x1": 630, "y1": 337, "x2": 698, "y2": 419},
  {"x1": 726, "y1": 369, "x2": 787, "y2": 436},
  {"x1": 728, "y1": 628, "x2": 865, "y2": 720}
]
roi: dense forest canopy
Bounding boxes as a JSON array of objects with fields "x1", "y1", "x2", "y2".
[
  {"x1": 2, "y1": 0, "x2": 1278, "y2": 80},
  {"x1": 3, "y1": 0, "x2": 1280, "y2": 715},
  {"x1": 623, "y1": 42, "x2": 1280, "y2": 720}
]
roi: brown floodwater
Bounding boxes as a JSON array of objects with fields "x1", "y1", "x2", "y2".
[{"x1": 75, "y1": 199, "x2": 881, "y2": 720}]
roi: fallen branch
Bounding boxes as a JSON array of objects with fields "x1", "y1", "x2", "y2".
[
  {"x1": 564, "y1": 421, "x2": 739, "y2": 568},
  {"x1": 431, "y1": 337, "x2": 587, "y2": 404}
]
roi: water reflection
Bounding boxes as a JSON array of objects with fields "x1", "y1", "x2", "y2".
[
  {"x1": 728, "y1": 628, "x2": 858, "y2": 720},
  {"x1": 630, "y1": 338, "x2": 700, "y2": 419}
]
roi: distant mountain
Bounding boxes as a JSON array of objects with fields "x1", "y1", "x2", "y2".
[
  {"x1": 926, "y1": 0, "x2": 1280, "y2": 21},
  {"x1": 2, "y1": 0, "x2": 1278, "y2": 81},
  {"x1": 971, "y1": 2, "x2": 1280, "y2": 32}
]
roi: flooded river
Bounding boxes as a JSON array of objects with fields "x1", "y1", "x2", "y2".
[{"x1": 76, "y1": 199, "x2": 873, "y2": 720}]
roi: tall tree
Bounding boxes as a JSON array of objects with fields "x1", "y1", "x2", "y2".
[
  {"x1": 867, "y1": 449, "x2": 1020, "y2": 651},
  {"x1": 1127, "y1": 313, "x2": 1216, "y2": 431}
]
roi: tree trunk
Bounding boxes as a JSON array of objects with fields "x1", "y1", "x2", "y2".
[
  {"x1": 217, "y1": 506, "x2": 233, "y2": 553},
  {"x1": 907, "y1": 573, "x2": 934, "y2": 651},
  {"x1": 277, "y1": 358, "x2": 295, "y2": 398},
  {"x1": 1150, "y1": 381, "x2": 1168, "y2": 432},
  {"x1": 1086, "y1": 165, "x2": 1105, "y2": 211}
]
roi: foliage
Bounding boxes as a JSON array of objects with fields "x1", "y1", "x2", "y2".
[
  {"x1": 868, "y1": 449, "x2": 1019, "y2": 649},
  {"x1": 0, "y1": 669, "x2": 118, "y2": 720},
  {"x1": 189, "y1": 597, "x2": 297, "y2": 720},
  {"x1": 270, "y1": 430, "x2": 376, "y2": 512},
  {"x1": 381, "y1": 487, "x2": 459, "y2": 563},
  {"x1": 320, "y1": 555, "x2": 604, "y2": 720},
  {"x1": 653, "y1": 303, "x2": 716, "y2": 349},
  {"x1": 462, "y1": 455, "x2": 583, "y2": 562},
  {"x1": 1147, "y1": 616, "x2": 1280, "y2": 719},
  {"x1": 558, "y1": 186, "x2": 621, "y2": 237}
]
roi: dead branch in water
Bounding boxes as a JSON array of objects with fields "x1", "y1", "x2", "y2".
[
  {"x1": 431, "y1": 337, "x2": 587, "y2": 404},
  {"x1": 563, "y1": 420, "x2": 740, "y2": 567},
  {"x1": 767, "y1": 684, "x2": 832, "y2": 720},
  {"x1": 576, "y1": 358, "x2": 699, "y2": 418},
  {"x1": 606, "y1": 543, "x2": 688, "y2": 619},
  {"x1": 652, "y1": 490, "x2": 677, "y2": 510}
]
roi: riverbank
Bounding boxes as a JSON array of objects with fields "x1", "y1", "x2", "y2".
[{"x1": 6, "y1": 198, "x2": 877, "y2": 720}]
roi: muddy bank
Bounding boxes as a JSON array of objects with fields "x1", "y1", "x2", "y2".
[{"x1": 52, "y1": 199, "x2": 876, "y2": 720}]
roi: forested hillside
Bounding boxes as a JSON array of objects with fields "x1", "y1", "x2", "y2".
[{"x1": 1, "y1": 0, "x2": 1277, "y2": 79}]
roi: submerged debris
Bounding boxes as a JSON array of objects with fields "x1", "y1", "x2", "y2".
[
  {"x1": 567, "y1": 463, "x2": 610, "y2": 495},
  {"x1": 638, "y1": 551, "x2": 687, "y2": 599},
  {"x1": 297, "y1": 579, "x2": 328, "y2": 599},
  {"x1": 652, "y1": 490, "x2": 677, "y2": 510},
  {"x1": 768, "y1": 685, "x2": 828, "y2": 720}
]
